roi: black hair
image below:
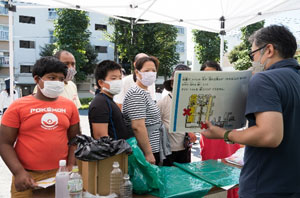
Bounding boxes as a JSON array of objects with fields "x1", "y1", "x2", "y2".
[
  {"x1": 32, "y1": 56, "x2": 68, "y2": 78},
  {"x1": 133, "y1": 56, "x2": 159, "y2": 82},
  {"x1": 94, "y1": 60, "x2": 122, "y2": 88},
  {"x1": 200, "y1": 61, "x2": 222, "y2": 71},
  {"x1": 54, "y1": 50, "x2": 72, "y2": 59},
  {"x1": 249, "y1": 25, "x2": 297, "y2": 59}
]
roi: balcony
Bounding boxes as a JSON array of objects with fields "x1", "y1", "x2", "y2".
[{"x1": 0, "y1": 56, "x2": 9, "y2": 66}]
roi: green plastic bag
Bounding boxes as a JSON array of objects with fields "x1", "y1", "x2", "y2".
[
  {"x1": 150, "y1": 166, "x2": 213, "y2": 198},
  {"x1": 126, "y1": 137, "x2": 162, "y2": 194},
  {"x1": 174, "y1": 160, "x2": 240, "y2": 187}
]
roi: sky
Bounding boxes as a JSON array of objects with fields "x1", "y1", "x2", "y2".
[{"x1": 187, "y1": 9, "x2": 300, "y2": 61}]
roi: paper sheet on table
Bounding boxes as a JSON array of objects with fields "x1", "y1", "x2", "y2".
[
  {"x1": 225, "y1": 147, "x2": 245, "y2": 166},
  {"x1": 36, "y1": 177, "x2": 55, "y2": 188}
]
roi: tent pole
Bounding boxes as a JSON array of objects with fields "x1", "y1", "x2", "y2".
[
  {"x1": 220, "y1": 34, "x2": 224, "y2": 68},
  {"x1": 8, "y1": 0, "x2": 15, "y2": 102},
  {"x1": 219, "y1": 16, "x2": 225, "y2": 68}
]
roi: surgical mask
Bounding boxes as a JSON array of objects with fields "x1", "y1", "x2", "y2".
[
  {"x1": 102, "y1": 80, "x2": 122, "y2": 95},
  {"x1": 251, "y1": 50, "x2": 268, "y2": 74},
  {"x1": 66, "y1": 67, "x2": 77, "y2": 81},
  {"x1": 137, "y1": 71, "x2": 157, "y2": 87},
  {"x1": 39, "y1": 79, "x2": 64, "y2": 98}
]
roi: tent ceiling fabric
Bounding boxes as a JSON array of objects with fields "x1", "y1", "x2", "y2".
[{"x1": 18, "y1": 0, "x2": 300, "y2": 32}]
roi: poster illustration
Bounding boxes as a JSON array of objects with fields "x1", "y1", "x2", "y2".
[{"x1": 169, "y1": 70, "x2": 252, "y2": 133}]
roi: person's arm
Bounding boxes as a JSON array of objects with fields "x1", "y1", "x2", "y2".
[
  {"x1": 131, "y1": 119, "x2": 156, "y2": 164},
  {"x1": 201, "y1": 111, "x2": 283, "y2": 148},
  {"x1": 92, "y1": 123, "x2": 109, "y2": 139},
  {"x1": 0, "y1": 125, "x2": 36, "y2": 191},
  {"x1": 67, "y1": 123, "x2": 80, "y2": 171}
]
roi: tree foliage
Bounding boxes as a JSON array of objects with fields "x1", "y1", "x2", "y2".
[
  {"x1": 193, "y1": 30, "x2": 227, "y2": 65},
  {"x1": 40, "y1": 9, "x2": 97, "y2": 81},
  {"x1": 107, "y1": 19, "x2": 179, "y2": 78},
  {"x1": 228, "y1": 21, "x2": 264, "y2": 70}
]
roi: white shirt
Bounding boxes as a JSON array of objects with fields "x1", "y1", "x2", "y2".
[
  {"x1": 0, "y1": 90, "x2": 19, "y2": 111},
  {"x1": 114, "y1": 74, "x2": 156, "y2": 104},
  {"x1": 157, "y1": 93, "x2": 185, "y2": 151}
]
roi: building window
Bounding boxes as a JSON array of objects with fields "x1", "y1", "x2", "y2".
[
  {"x1": 49, "y1": 30, "x2": 56, "y2": 43},
  {"x1": 48, "y1": 8, "x2": 58, "y2": 20},
  {"x1": 176, "y1": 41, "x2": 185, "y2": 53},
  {"x1": 177, "y1": 26, "x2": 185, "y2": 34},
  {"x1": 19, "y1": 15, "x2": 35, "y2": 24},
  {"x1": 0, "y1": 3, "x2": 8, "y2": 15},
  {"x1": 0, "y1": 25, "x2": 9, "y2": 40},
  {"x1": 95, "y1": 46, "x2": 107, "y2": 53},
  {"x1": 20, "y1": 40, "x2": 35, "y2": 49},
  {"x1": 20, "y1": 65, "x2": 34, "y2": 73},
  {"x1": 95, "y1": 24, "x2": 107, "y2": 31},
  {"x1": 0, "y1": 51, "x2": 9, "y2": 66}
]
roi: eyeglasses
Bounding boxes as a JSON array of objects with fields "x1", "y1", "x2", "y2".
[{"x1": 248, "y1": 44, "x2": 267, "y2": 61}]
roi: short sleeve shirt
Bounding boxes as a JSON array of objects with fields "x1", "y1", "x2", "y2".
[
  {"x1": 1, "y1": 95, "x2": 79, "y2": 171},
  {"x1": 88, "y1": 93, "x2": 133, "y2": 140},
  {"x1": 122, "y1": 85, "x2": 161, "y2": 153},
  {"x1": 240, "y1": 59, "x2": 300, "y2": 197}
]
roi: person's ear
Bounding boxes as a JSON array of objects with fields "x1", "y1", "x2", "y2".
[
  {"x1": 98, "y1": 79, "x2": 105, "y2": 88},
  {"x1": 33, "y1": 75, "x2": 40, "y2": 84},
  {"x1": 266, "y1": 44, "x2": 275, "y2": 58}
]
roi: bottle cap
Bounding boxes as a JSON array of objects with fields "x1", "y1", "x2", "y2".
[
  {"x1": 123, "y1": 174, "x2": 130, "y2": 180},
  {"x1": 72, "y1": 166, "x2": 79, "y2": 172},
  {"x1": 113, "y1": 161, "x2": 119, "y2": 168},
  {"x1": 59, "y1": 160, "x2": 66, "y2": 167}
]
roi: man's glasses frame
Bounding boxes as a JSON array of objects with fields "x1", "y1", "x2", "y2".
[{"x1": 248, "y1": 44, "x2": 267, "y2": 61}]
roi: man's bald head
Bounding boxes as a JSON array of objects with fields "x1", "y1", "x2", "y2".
[
  {"x1": 134, "y1": 53, "x2": 148, "y2": 68},
  {"x1": 54, "y1": 50, "x2": 76, "y2": 69}
]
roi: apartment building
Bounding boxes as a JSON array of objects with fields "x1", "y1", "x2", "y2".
[{"x1": 0, "y1": 2, "x2": 187, "y2": 97}]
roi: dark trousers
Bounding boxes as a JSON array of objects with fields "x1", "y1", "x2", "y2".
[{"x1": 163, "y1": 148, "x2": 191, "y2": 166}]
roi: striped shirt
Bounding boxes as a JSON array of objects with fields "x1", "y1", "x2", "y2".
[{"x1": 123, "y1": 85, "x2": 161, "y2": 153}]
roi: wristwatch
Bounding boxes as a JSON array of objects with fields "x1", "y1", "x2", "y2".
[{"x1": 224, "y1": 130, "x2": 234, "y2": 144}]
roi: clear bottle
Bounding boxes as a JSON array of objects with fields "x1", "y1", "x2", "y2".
[
  {"x1": 110, "y1": 161, "x2": 123, "y2": 196},
  {"x1": 55, "y1": 160, "x2": 69, "y2": 198},
  {"x1": 120, "y1": 174, "x2": 132, "y2": 198},
  {"x1": 68, "y1": 166, "x2": 83, "y2": 198}
]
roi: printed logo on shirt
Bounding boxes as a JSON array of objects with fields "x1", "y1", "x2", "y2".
[
  {"x1": 30, "y1": 107, "x2": 66, "y2": 114},
  {"x1": 41, "y1": 113, "x2": 58, "y2": 130}
]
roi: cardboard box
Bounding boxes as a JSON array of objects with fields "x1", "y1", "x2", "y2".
[{"x1": 78, "y1": 153, "x2": 128, "y2": 196}]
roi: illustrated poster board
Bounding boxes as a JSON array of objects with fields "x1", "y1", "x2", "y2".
[{"x1": 170, "y1": 70, "x2": 252, "y2": 133}]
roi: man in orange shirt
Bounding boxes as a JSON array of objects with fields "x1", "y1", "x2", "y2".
[{"x1": 0, "y1": 56, "x2": 80, "y2": 198}]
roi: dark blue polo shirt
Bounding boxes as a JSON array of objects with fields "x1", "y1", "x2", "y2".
[{"x1": 239, "y1": 59, "x2": 300, "y2": 198}]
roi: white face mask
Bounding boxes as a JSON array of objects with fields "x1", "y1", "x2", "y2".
[
  {"x1": 137, "y1": 71, "x2": 157, "y2": 87},
  {"x1": 39, "y1": 79, "x2": 64, "y2": 98},
  {"x1": 102, "y1": 80, "x2": 122, "y2": 95},
  {"x1": 251, "y1": 49, "x2": 268, "y2": 74},
  {"x1": 65, "y1": 67, "x2": 77, "y2": 81}
]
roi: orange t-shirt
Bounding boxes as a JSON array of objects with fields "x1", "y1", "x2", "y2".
[{"x1": 1, "y1": 95, "x2": 80, "y2": 171}]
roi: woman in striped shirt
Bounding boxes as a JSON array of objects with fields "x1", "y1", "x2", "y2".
[{"x1": 123, "y1": 56, "x2": 161, "y2": 165}]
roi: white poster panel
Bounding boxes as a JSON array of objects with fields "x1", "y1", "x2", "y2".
[{"x1": 169, "y1": 70, "x2": 252, "y2": 133}]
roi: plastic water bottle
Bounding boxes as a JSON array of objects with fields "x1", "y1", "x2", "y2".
[
  {"x1": 68, "y1": 166, "x2": 83, "y2": 198},
  {"x1": 55, "y1": 160, "x2": 69, "y2": 198},
  {"x1": 110, "y1": 161, "x2": 123, "y2": 196},
  {"x1": 120, "y1": 174, "x2": 132, "y2": 198}
]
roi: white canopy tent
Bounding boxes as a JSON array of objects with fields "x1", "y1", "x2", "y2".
[{"x1": 6, "y1": 0, "x2": 300, "y2": 98}]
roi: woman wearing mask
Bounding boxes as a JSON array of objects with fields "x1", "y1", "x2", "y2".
[
  {"x1": 123, "y1": 56, "x2": 165, "y2": 165},
  {"x1": 89, "y1": 60, "x2": 133, "y2": 140}
]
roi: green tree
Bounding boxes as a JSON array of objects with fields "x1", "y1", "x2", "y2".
[
  {"x1": 40, "y1": 9, "x2": 97, "y2": 81},
  {"x1": 193, "y1": 30, "x2": 227, "y2": 65},
  {"x1": 228, "y1": 21, "x2": 264, "y2": 70},
  {"x1": 107, "y1": 19, "x2": 179, "y2": 78}
]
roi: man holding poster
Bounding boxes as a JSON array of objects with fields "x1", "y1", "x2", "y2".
[{"x1": 201, "y1": 25, "x2": 300, "y2": 198}]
